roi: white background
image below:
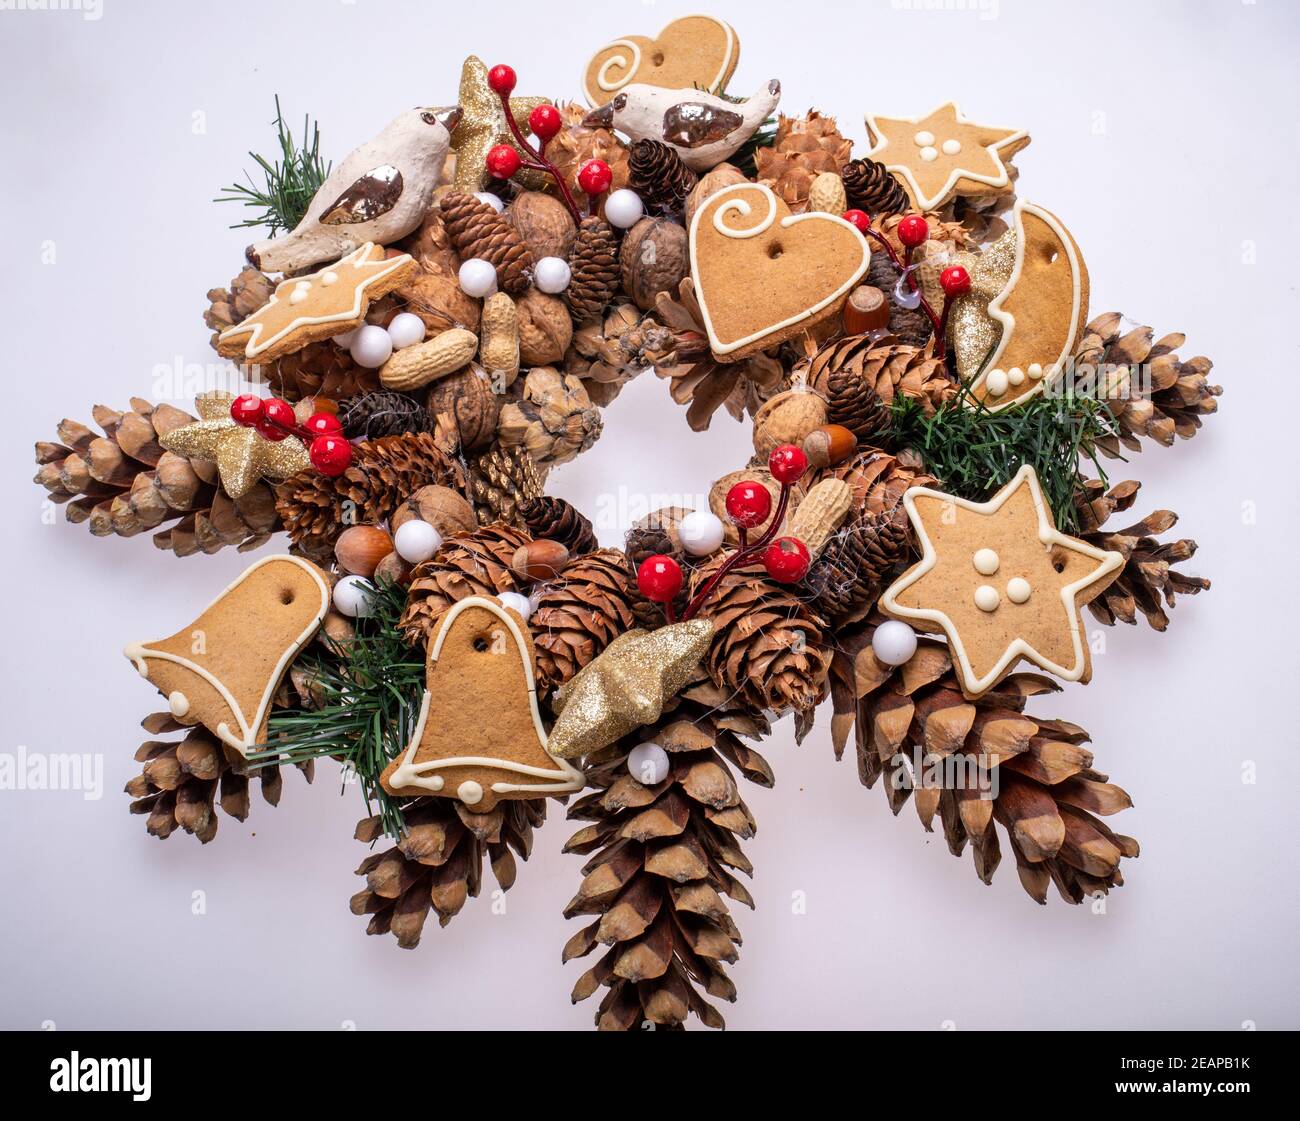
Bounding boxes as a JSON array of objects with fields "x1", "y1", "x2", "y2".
[{"x1": 2, "y1": 0, "x2": 1297, "y2": 1031}]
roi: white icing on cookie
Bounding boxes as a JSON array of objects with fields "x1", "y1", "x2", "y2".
[
  {"x1": 919, "y1": 146, "x2": 938, "y2": 162},
  {"x1": 942, "y1": 139, "x2": 962, "y2": 155},
  {"x1": 1006, "y1": 577, "x2": 1032, "y2": 604},
  {"x1": 974, "y1": 584, "x2": 1000, "y2": 612},
  {"x1": 973, "y1": 548, "x2": 1000, "y2": 575},
  {"x1": 914, "y1": 130, "x2": 935, "y2": 146}
]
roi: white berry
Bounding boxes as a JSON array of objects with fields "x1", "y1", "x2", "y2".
[
  {"x1": 871, "y1": 620, "x2": 918, "y2": 666},
  {"x1": 603, "y1": 188, "x2": 645, "y2": 229},
  {"x1": 333, "y1": 575, "x2": 377, "y2": 618},
  {"x1": 393, "y1": 519, "x2": 442, "y2": 565},
  {"x1": 473, "y1": 191, "x2": 505, "y2": 213},
  {"x1": 349, "y1": 325, "x2": 393, "y2": 369},
  {"x1": 386, "y1": 311, "x2": 427, "y2": 350},
  {"x1": 678, "y1": 510, "x2": 725, "y2": 556},
  {"x1": 498, "y1": 591, "x2": 533, "y2": 620},
  {"x1": 627, "y1": 742, "x2": 670, "y2": 785},
  {"x1": 533, "y1": 256, "x2": 572, "y2": 294},
  {"x1": 458, "y1": 258, "x2": 498, "y2": 298}
]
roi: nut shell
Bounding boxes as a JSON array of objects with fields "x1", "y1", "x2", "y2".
[
  {"x1": 516, "y1": 289, "x2": 573, "y2": 366},
  {"x1": 507, "y1": 190, "x2": 578, "y2": 261},
  {"x1": 335, "y1": 524, "x2": 394, "y2": 578},
  {"x1": 511, "y1": 538, "x2": 570, "y2": 581},
  {"x1": 802, "y1": 423, "x2": 858, "y2": 469},
  {"x1": 620, "y1": 217, "x2": 689, "y2": 311},
  {"x1": 684, "y1": 163, "x2": 748, "y2": 227},
  {"x1": 752, "y1": 389, "x2": 829, "y2": 461},
  {"x1": 390, "y1": 484, "x2": 477, "y2": 537},
  {"x1": 425, "y1": 364, "x2": 501, "y2": 453},
  {"x1": 708, "y1": 468, "x2": 782, "y2": 546}
]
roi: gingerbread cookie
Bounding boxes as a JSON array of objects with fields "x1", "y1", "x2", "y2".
[
  {"x1": 583, "y1": 14, "x2": 739, "y2": 106},
  {"x1": 864, "y1": 102, "x2": 1029, "y2": 212},
  {"x1": 380, "y1": 597, "x2": 583, "y2": 810},
  {"x1": 962, "y1": 200, "x2": 1089, "y2": 411},
  {"x1": 124, "y1": 555, "x2": 330, "y2": 755},
  {"x1": 217, "y1": 243, "x2": 415, "y2": 362},
  {"x1": 880, "y1": 466, "x2": 1123, "y2": 698},
  {"x1": 690, "y1": 182, "x2": 871, "y2": 361}
]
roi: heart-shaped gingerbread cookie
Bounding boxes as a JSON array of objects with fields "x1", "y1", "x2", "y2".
[
  {"x1": 689, "y1": 183, "x2": 871, "y2": 362},
  {"x1": 583, "y1": 15, "x2": 738, "y2": 106}
]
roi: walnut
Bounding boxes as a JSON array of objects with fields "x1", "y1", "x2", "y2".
[
  {"x1": 425, "y1": 364, "x2": 502, "y2": 453},
  {"x1": 516, "y1": 289, "x2": 573, "y2": 366},
  {"x1": 507, "y1": 190, "x2": 577, "y2": 261},
  {"x1": 620, "y1": 217, "x2": 689, "y2": 311}
]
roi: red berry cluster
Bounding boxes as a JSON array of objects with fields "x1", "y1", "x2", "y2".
[{"x1": 229, "y1": 394, "x2": 351, "y2": 477}]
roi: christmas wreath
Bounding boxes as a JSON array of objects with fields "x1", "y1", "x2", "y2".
[{"x1": 34, "y1": 15, "x2": 1221, "y2": 1030}]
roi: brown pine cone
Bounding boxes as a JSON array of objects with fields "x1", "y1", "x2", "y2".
[
  {"x1": 865, "y1": 253, "x2": 932, "y2": 346},
  {"x1": 497, "y1": 367, "x2": 603, "y2": 469},
  {"x1": 263, "y1": 339, "x2": 377, "y2": 404},
  {"x1": 628, "y1": 139, "x2": 698, "y2": 216},
  {"x1": 469, "y1": 446, "x2": 544, "y2": 527},
  {"x1": 276, "y1": 432, "x2": 466, "y2": 560},
  {"x1": 799, "y1": 334, "x2": 955, "y2": 417},
  {"x1": 203, "y1": 267, "x2": 273, "y2": 349},
  {"x1": 399, "y1": 524, "x2": 531, "y2": 646},
  {"x1": 340, "y1": 391, "x2": 435, "y2": 440},
  {"x1": 807, "y1": 509, "x2": 912, "y2": 624},
  {"x1": 566, "y1": 216, "x2": 620, "y2": 325},
  {"x1": 352, "y1": 798, "x2": 546, "y2": 945},
  {"x1": 533, "y1": 549, "x2": 639, "y2": 694},
  {"x1": 439, "y1": 191, "x2": 532, "y2": 295},
  {"x1": 825, "y1": 366, "x2": 887, "y2": 442},
  {"x1": 519, "y1": 496, "x2": 598, "y2": 555},
  {"x1": 841, "y1": 157, "x2": 910, "y2": 218},
  {"x1": 623, "y1": 510, "x2": 689, "y2": 626}
]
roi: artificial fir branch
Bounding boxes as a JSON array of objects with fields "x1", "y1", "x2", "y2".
[
  {"x1": 215, "y1": 96, "x2": 330, "y2": 235},
  {"x1": 252, "y1": 580, "x2": 422, "y2": 838}
]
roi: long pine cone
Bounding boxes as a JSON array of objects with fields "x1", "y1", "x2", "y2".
[
  {"x1": 566, "y1": 216, "x2": 620, "y2": 325},
  {"x1": 628, "y1": 139, "x2": 698, "y2": 216},
  {"x1": 800, "y1": 334, "x2": 955, "y2": 416},
  {"x1": 823, "y1": 621, "x2": 1138, "y2": 905},
  {"x1": 439, "y1": 191, "x2": 532, "y2": 295},
  {"x1": 469, "y1": 445, "x2": 544, "y2": 528},
  {"x1": 563, "y1": 677, "x2": 773, "y2": 1030}
]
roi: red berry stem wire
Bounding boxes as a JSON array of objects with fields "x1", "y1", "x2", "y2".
[
  {"x1": 860, "y1": 223, "x2": 946, "y2": 358},
  {"x1": 489, "y1": 82, "x2": 583, "y2": 226}
]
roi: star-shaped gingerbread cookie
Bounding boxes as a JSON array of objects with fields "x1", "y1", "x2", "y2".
[
  {"x1": 864, "y1": 102, "x2": 1029, "y2": 212},
  {"x1": 217, "y1": 242, "x2": 414, "y2": 362},
  {"x1": 880, "y1": 466, "x2": 1123, "y2": 697},
  {"x1": 449, "y1": 55, "x2": 547, "y2": 192}
]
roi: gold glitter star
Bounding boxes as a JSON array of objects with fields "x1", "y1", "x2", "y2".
[
  {"x1": 947, "y1": 226, "x2": 1016, "y2": 381},
  {"x1": 160, "y1": 392, "x2": 310, "y2": 500},
  {"x1": 865, "y1": 102, "x2": 1028, "y2": 211},
  {"x1": 546, "y1": 620, "x2": 716, "y2": 759},
  {"x1": 450, "y1": 55, "x2": 547, "y2": 192}
]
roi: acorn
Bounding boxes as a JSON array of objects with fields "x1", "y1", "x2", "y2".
[
  {"x1": 802, "y1": 424, "x2": 858, "y2": 469},
  {"x1": 334, "y1": 525, "x2": 394, "y2": 578},
  {"x1": 841, "y1": 285, "x2": 890, "y2": 335},
  {"x1": 511, "y1": 539, "x2": 570, "y2": 581}
]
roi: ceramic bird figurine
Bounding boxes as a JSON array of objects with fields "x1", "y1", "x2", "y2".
[
  {"x1": 246, "y1": 106, "x2": 462, "y2": 275},
  {"x1": 583, "y1": 81, "x2": 781, "y2": 172}
]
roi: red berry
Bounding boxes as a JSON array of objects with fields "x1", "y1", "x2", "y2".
[
  {"x1": 487, "y1": 64, "x2": 516, "y2": 95},
  {"x1": 261, "y1": 397, "x2": 295, "y2": 429},
  {"x1": 940, "y1": 265, "x2": 971, "y2": 297},
  {"x1": 528, "y1": 103, "x2": 562, "y2": 141},
  {"x1": 725, "y1": 481, "x2": 772, "y2": 529},
  {"x1": 486, "y1": 143, "x2": 522, "y2": 180},
  {"x1": 763, "y1": 536, "x2": 811, "y2": 583},
  {"x1": 897, "y1": 214, "x2": 929, "y2": 248},
  {"x1": 768, "y1": 443, "x2": 809, "y2": 484},
  {"x1": 229, "y1": 393, "x2": 264, "y2": 427},
  {"x1": 577, "y1": 158, "x2": 613, "y2": 196},
  {"x1": 255, "y1": 419, "x2": 290, "y2": 442},
  {"x1": 636, "y1": 554, "x2": 683, "y2": 603},
  {"x1": 842, "y1": 208, "x2": 871, "y2": 234},
  {"x1": 309, "y1": 434, "x2": 352, "y2": 477},
  {"x1": 305, "y1": 411, "x2": 343, "y2": 437}
]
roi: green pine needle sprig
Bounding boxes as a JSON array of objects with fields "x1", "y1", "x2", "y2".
[
  {"x1": 250, "y1": 579, "x2": 422, "y2": 839},
  {"x1": 215, "y1": 96, "x2": 330, "y2": 236}
]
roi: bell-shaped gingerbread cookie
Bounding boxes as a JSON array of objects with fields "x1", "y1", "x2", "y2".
[
  {"x1": 123, "y1": 555, "x2": 330, "y2": 755},
  {"x1": 380, "y1": 596, "x2": 583, "y2": 811}
]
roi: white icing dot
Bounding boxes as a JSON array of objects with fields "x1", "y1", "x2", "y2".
[
  {"x1": 458, "y1": 780, "x2": 484, "y2": 805},
  {"x1": 1008, "y1": 367, "x2": 1026, "y2": 386},
  {"x1": 321, "y1": 271, "x2": 339, "y2": 286},
  {"x1": 168, "y1": 691, "x2": 190, "y2": 717},
  {"x1": 974, "y1": 585, "x2": 1000, "y2": 613},
  {"x1": 973, "y1": 548, "x2": 1000, "y2": 575},
  {"x1": 914, "y1": 130, "x2": 935, "y2": 146},
  {"x1": 1006, "y1": 577, "x2": 1032, "y2": 604},
  {"x1": 919, "y1": 146, "x2": 938, "y2": 162},
  {"x1": 1027, "y1": 362, "x2": 1044, "y2": 380},
  {"x1": 941, "y1": 139, "x2": 962, "y2": 155},
  {"x1": 289, "y1": 281, "x2": 311, "y2": 305},
  {"x1": 985, "y1": 368, "x2": 1009, "y2": 396}
]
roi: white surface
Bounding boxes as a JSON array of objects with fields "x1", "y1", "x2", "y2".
[{"x1": 2, "y1": 0, "x2": 1297, "y2": 1031}]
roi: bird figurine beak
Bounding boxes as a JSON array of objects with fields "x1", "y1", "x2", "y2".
[
  {"x1": 421, "y1": 106, "x2": 463, "y2": 132},
  {"x1": 581, "y1": 104, "x2": 615, "y2": 129}
]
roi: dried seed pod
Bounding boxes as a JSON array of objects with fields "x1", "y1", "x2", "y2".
[{"x1": 390, "y1": 484, "x2": 477, "y2": 537}]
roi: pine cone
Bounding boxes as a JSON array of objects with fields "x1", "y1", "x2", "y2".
[
  {"x1": 520, "y1": 496, "x2": 598, "y2": 554},
  {"x1": 567, "y1": 302, "x2": 678, "y2": 408},
  {"x1": 624, "y1": 510, "x2": 689, "y2": 627},
  {"x1": 548, "y1": 103, "x2": 632, "y2": 204},
  {"x1": 34, "y1": 399, "x2": 281, "y2": 556},
  {"x1": 399, "y1": 524, "x2": 530, "y2": 646},
  {"x1": 566, "y1": 216, "x2": 621, "y2": 325},
  {"x1": 799, "y1": 334, "x2": 955, "y2": 417},
  {"x1": 865, "y1": 253, "x2": 931, "y2": 346},
  {"x1": 276, "y1": 432, "x2": 466, "y2": 559},
  {"x1": 563, "y1": 676, "x2": 773, "y2": 1030},
  {"x1": 341, "y1": 391, "x2": 435, "y2": 440},
  {"x1": 1075, "y1": 478, "x2": 1209, "y2": 631},
  {"x1": 439, "y1": 191, "x2": 532, "y2": 295},
  {"x1": 755, "y1": 111, "x2": 853, "y2": 213},
  {"x1": 126, "y1": 712, "x2": 310, "y2": 843},
  {"x1": 1074, "y1": 312, "x2": 1221, "y2": 454},
  {"x1": 628, "y1": 139, "x2": 698, "y2": 216},
  {"x1": 841, "y1": 157, "x2": 910, "y2": 218},
  {"x1": 825, "y1": 366, "x2": 887, "y2": 442},
  {"x1": 469, "y1": 446, "x2": 543, "y2": 527},
  {"x1": 497, "y1": 367, "x2": 603, "y2": 468},
  {"x1": 533, "y1": 549, "x2": 639, "y2": 694},
  {"x1": 823, "y1": 621, "x2": 1139, "y2": 904},
  {"x1": 263, "y1": 340, "x2": 377, "y2": 404},
  {"x1": 352, "y1": 798, "x2": 546, "y2": 946},
  {"x1": 807, "y1": 509, "x2": 911, "y2": 624},
  {"x1": 203, "y1": 267, "x2": 274, "y2": 349},
  {"x1": 690, "y1": 558, "x2": 831, "y2": 713}
]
